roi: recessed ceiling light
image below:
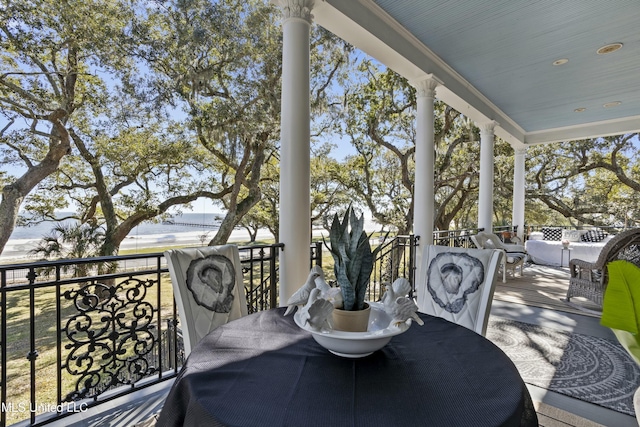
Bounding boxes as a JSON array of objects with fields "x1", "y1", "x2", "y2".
[
  {"x1": 597, "y1": 43, "x2": 623, "y2": 55},
  {"x1": 574, "y1": 107, "x2": 587, "y2": 112},
  {"x1": 552, "y1": 58, "x2": 569, "y2": 66},
  {"x1": 603, "y1": 101, "x2": 622, "y2": 108}
]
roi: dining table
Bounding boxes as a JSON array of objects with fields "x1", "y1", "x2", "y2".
[{"x1": 157, "y1": 307, "x2": 538, "y2": 427}]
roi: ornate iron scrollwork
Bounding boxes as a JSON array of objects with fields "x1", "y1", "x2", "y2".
[{"x1": 62, "y1": 278, "x2": 158, "y2": 401}]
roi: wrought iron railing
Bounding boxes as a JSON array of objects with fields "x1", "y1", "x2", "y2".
[
  {"x1": 0, "y1": 243, "x2": 295, "y2": 427},
  {"x1": 433, "y1": 227, "x2": 483, "y2": 248},
  {"x1": 369, "y1": 235, "x2": 417, "y2": 301}
]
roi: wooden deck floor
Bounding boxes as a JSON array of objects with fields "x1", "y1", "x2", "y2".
[{"x1": 493, "y1": 263, "x2": 602, "y2": 317}]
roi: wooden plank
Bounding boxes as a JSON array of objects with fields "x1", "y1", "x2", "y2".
[
  {"x1": 534, "y1": 401, "x2": 606, "y2": 427},
  {"x1": 493, "y1": 265, "x2": 602, "y2": 318}
]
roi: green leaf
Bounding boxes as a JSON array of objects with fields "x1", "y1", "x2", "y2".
[{"x1": 327, "y1": 205, "x2": 374, "y2": 311}]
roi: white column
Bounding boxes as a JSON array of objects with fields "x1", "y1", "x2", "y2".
[
  {"x1": 412, "y1": 76, "x2": 441, "y2": 281},
  {"x1": 512, "y1": 147, "x2": 526, "y2": 239},
  {"x1": 278, "y1": 0, "x2": 313, "y2": 305},
  {"x1": 478, "y1": 121, "x2": 498, "y2": 232}
]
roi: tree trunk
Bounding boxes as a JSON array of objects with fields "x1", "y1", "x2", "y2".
[
  {"x1": 248, "y1": 227, "x2": 258, "y2": 242},
  {"x1": 209, "y1": 142, "x2": 265, "y2": 246},
  {"x1": 0, "y1": 111, "x2": 71, "y2": 254}
]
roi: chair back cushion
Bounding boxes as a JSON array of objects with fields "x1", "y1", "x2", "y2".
[
  {"x1": 416, "y1": 245, "x2": 502, "y2": 335},
  {"x1": 164, "y1": 245, "x2": 248, "y2": 355},
  {"x1": 474, "y1": 231, "x2": 527, "y2": 254},
  {"x1": 474, "y1": 231, "x2": 504, "y2": 250},
  {"x1": 472, "y1": 232, "x2": 495, "y2": 249}
]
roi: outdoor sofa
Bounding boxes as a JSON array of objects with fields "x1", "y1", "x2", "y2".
[{"x1": 524, "y1": 228, "x2": 612, "y2": 267}]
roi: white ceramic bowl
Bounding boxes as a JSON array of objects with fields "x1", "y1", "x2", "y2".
[{"x1": 294, "y1": 301, "x2": 410, "y2": 358}]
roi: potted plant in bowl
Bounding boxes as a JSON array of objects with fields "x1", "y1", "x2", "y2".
[{"x1": 326, "y1": 206, "x2": 381, "y2": 331}]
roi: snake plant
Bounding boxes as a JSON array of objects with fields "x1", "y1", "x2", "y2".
[{"x1": 326, "y1": 206, "x2": 381, "y2": 311}]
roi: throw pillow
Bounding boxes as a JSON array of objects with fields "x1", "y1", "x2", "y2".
[
  {"x1": 561, "y1": 229, "x2": 583, "y2": 242},
  {"x1": 581, "y1": 229, "x2": 608, "y2": 242},
  {"x1": 541, "y1": 227, "x2": 562, "y2": 241}
]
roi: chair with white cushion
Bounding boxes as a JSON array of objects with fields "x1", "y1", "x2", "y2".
[
  {"x1": 164, "y1": 245, "x2": 248, "y2": 356},
  {"x1": 471, "y1": 231, "x2": 527, "y2": 283},
  {"x1": 416, "y1": 245, "x2": 502, "y2": 336}
]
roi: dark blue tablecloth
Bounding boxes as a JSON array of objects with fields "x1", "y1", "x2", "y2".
[{"x1": 157, "y1": 308, "x2": 538, "y2": 427}]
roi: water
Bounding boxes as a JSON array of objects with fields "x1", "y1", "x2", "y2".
[{"x1": 8, "y1": 212, "x2": 224, "y2": 241}]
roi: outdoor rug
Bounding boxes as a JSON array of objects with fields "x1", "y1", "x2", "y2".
[{"x1": 486, "y1": 318, "x2": 640, "y2": 416}]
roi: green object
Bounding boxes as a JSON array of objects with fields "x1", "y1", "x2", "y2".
[
  {"x1": 601, "y1": 260, "x2": 640, "y2": 365},
  {"x1": 601, "y1": 260, "x2": 640, "y2": 334},
  {"x1": 326, "y1": 206, "x2": 381, "y2": 311}
]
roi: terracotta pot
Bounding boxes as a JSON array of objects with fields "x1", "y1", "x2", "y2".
[{"x1": 332, "y1": 303, "x2": 371, "y2": 332}]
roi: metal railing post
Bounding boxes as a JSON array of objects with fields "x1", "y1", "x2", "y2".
[
  {"x1": 157, "y1": 255, "x2": 164, "y2": 378},
  {"x1": 315, "y1": 241, "x2": 322, "y2": 267},
  {"x1": 410, "y1": 235, "x2": 418, "y2": 297},
  {"x1": 27, "y1": 267, "x2": 38, "y2": 425},
  {"x1": 269, "y1": 246, "x2": 278, "y2": 309},
  {"x1": 1, "y1": 269, "x2": 6, "y2": 427},
  {"x1": 56, "y1": 265, "x2": 62, "y2": 406}
]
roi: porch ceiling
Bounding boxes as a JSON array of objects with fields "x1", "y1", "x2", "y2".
[{"x1": 313, "y1": 0, "x2": 640, "y2": 148}]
